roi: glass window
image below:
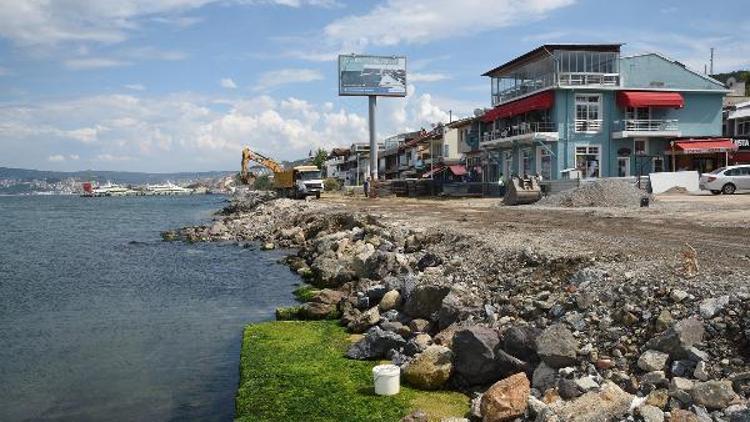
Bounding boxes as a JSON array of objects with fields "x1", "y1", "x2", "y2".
[
  {"x1": 575, "y1": 94, "x2": 602, "y2": 132},
  {"x1": 635, "y1": 139, "x2": 647, "y2": 155},
  {"x1": 653, "y1": 157, "x2": 664, "y2": 173},
  {"x1": 521, "y1": 149, "x2": 532, "y2": 176},
  {"x1": 575, "y1": 145, "x2": 601, "y2": 178}
]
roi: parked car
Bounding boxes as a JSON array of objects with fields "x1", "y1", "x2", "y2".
[{"x1": 699, "y1": 165, "x2": 750, "y2": 194}]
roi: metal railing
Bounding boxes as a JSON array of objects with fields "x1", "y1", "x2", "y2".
[
  {"x1": 481, "y1": 122, "x2": 557, "y2": 143},
  {"x1": 619, "y1": 119, "x2": 679, "y2": 132},
  {"x1": 559, "y1": 72, "x2": 619, "y2": 86},
  {"x1": 574, "y1": 119, "x2": 603, "y2": 133}
]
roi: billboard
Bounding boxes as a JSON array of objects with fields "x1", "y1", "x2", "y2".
[{"x1": 338, "y1": 55, "x2": 407, "y2": 97}]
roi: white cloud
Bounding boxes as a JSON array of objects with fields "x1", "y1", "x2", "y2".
[
  {"x1": 69, "y1": 154, "x2": 80, "y2": 160},
  {"x1": 409, "y1": 72, "x2": 451, "y2": 83},
  {"x1": 255, "y1": 68, "x2": 324, "y2": 91},
  {"x1": 47, "y1": 154, "x2": 66, "y2": 162},
  {"x1": 121, "y1": 46, "x2": 187, "y2": 61},
  {"x1": 220, "y1": 78, "x2": 238, "y2": 89},
  {"x1": 124, "y1": 84, "x2": 146, "y2": 91},
  {"x1": 323, "y1": 0, "x2": 575, "y2": 49},
  {"x1": 64, "y1": 58, "x2": 130, "y2": 70},
  {"x1": 0, "y1": 87, "x2": 459, "y2": 171}
]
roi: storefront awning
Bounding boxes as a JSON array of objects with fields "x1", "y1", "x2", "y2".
[
  {"x1": 666, "y1": 138, "x2": 738, "y2": 155},
  {"x1": 448, "y1": 165, "x2": 467, "y2": 176},
  {"x1": 617, "y1": 91, "x2": 684, "y2": 108},
  {"x1": 482, "y1": 91, "x2": 554, "y2": 122}
]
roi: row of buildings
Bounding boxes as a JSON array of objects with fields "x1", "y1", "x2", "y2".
[{"x1": 326, "y1": 43, "x2": 750, "y2": 185}]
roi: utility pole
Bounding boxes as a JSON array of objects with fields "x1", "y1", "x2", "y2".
[
  {"x1": 368, "y1": 96, "x2": 378, "y2": 184},
  {"x1": 710, "y1": 48, "x2": 715, "y2": 75}
]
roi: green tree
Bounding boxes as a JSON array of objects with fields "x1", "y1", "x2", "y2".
[
  {"x1": 253, "y1": 174, "x2": 273, "y2": 191},
  {"x1": 311, "y1": 148, "x2": 328, "y2": 170}
]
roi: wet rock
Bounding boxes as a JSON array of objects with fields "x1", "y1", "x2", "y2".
[
  {"x1": 403, "y1": 345, "x2": 453, "y2": 390},
  {"x1": 638, "y1": 404, "x2": 665, "y2": 422},
  {"x1": 345, "y1": 326, "x2": 406, "y2": 360},
  {"x1": 646, "y1": 317, "x2": 705, "y2": 359},
  {"x1": 480, "y1": 373, "x2": 530, "y2": 422},
  {"x1": 699, "y1": 295, "x2": 730, "y2": 319},
  {"x1": 535, "y1": 324, "x2": 579, "y2": 368},
  {"x1": 452, "y1": 326, "x2": 501, "y2": 386},
  {"x1": 638, "y1": 349, "x2": 670, "y2": 372},
  {"x1": 548, "y1": 381, "x2": 633, "y2": 421},
  {"x1": 379, "y1": 290, "x2": 401, "y2": 311},
  {"x1": 404, "y1": 285, "x2": 450, "y2": 319},
  {"x1": 691, "y1": 380, "x2": 741, "y2": 410}
]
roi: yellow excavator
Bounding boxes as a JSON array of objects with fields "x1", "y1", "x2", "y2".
[{"x1": 241, "y1": 147, "x2": 324, "y2": 199}]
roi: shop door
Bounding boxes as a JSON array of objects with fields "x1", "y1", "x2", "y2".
[{"x1": 617, "y1": 157, "x2": 631, "y2": 177}]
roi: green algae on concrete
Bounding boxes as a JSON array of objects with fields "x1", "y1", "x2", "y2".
[{"x1": 236, "y1": 321, "x2": 469, "y2": 422}]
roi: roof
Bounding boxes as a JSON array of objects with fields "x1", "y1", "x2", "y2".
[
  {"x1": 621, "y1": 52, "x2": 727, "y2": 88},
  {"x1": 447, "y1": 116, "x2": 479, "y2": 128},
  {"x1": 482, "y1": 44, "x2": 622, "y2": 77}
]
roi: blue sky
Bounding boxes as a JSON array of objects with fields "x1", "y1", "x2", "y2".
[{"x1": 0, "y1": 0, "x2": 747, "y2": 172}]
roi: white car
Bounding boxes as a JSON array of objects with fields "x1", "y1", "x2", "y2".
[{"x1": 699, "y1": 165, "x2": 750, "y2": 195}]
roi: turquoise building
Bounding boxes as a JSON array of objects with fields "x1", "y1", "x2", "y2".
[{"x1": 476, "y1": 44, "x2": 731, "y2": 180}]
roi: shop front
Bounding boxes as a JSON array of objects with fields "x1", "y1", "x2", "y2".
[
  {"x1": 732, "y1": 138, "x2": 750, "y2": 164},
  {"x1": 664, "y1": 138, "x2": 738, "y2": 173}
]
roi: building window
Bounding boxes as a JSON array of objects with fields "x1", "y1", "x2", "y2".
[
  {"x1": 626, "y1": 107, "x2": 651, "y2": 121},
  {"x1": 634, "y1": 139, "x2": 648, "y2": 156},
  {"x1": 443, "y1": 144, "x2": 450, "y2": 157},
  {"x1": 520, "y1": 149, "x2": 532, "y2": 176},
  {"x1": 502, "y1": 151, "x2": 513, "y2": 178},
  {"x1": 737, "y1": 118, "x2": 750, "y2": 136},
  {"x1": 653, "y1": 157, "x2": 665, "y2": 173},
  {"x1": 575, "y1": 94, "x2": 602, "y2": 132},
  {"x1": 537, "y1": 147, "x2": 552, "y2": 180},
  {"x1": 617, "y1": 156, "x2": 630, "y2": 177},
  {"x1": 575, "y1": 145, "x2": 601, "y2": 178}
]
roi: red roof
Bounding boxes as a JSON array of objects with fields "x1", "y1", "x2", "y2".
[
  {"x1": 482, "y1": 91, "x2": 554, "y2": 122},
  {"x1": 617, "y1": 91, "x2": 684, "y2": 108},
  {"x1": 668, "y1": 138, "x2": 737, "y2": 154}
]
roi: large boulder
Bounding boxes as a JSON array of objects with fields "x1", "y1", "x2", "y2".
[
  {"x1": 403, "y1": 345, "x2": 453, "y2": 390},
  {"x1": 535, "y1": 324, "x2": 579, "y2": 368},
  {"x1": 379, "y1": 290, "x2": 401, "y2": 311},
  {"x1": 347, "y1": 306, "x2": 381, "y2": 333},
  {"x1": 310, "y1": 252, "x2": 356, "y2": 287},
  {"x1": 646, "y1": 317, "x2": 704, "y2": 359},
  {"x1": 479, "y1": 373, "x2": 530, "y2": 422},
  {"x1": 494, "y1": 349, "x2": 529, "y2": 379},
  {"x1": 690, "y1": 380, "x2": 741, "y2": 410},
  {"x1": 452, "y1": 326, "x2": 501, "y2": 386},
  {"x1": 345, "y1": 326, "x2": 406, "y2": 360},
  {"x1": 548, "y1": 381, "x2": 634, "y2": 422},
  {"x1": 438, "y1": 288, "x2": 483, "y2": 330},
  {"x1": 404, "y1": 285, "x2": 451, "y2": 319},
  {"x1": 502, "y1": 325, "x2": 540, "y2": 363}
]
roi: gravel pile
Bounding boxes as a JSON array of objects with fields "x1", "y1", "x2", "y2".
[
  {"x1": 538, "y1": 179, "x2": 649, "y2": 208},
  {"x1": 217, "y1": 190, "x2": 277, "y2": 215}
]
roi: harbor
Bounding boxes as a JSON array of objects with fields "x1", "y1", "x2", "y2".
[{"x1": 81, "y1": 181, "x2": 208, "y2": 197}]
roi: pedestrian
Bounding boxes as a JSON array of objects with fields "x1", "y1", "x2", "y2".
[{"x1": 363, "y1": 177, "x2": 369, "y2": 198}]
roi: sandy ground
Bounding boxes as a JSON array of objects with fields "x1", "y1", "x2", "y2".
[{"x1": 320, "y1": 192, "x2": 750, "y2": 274}]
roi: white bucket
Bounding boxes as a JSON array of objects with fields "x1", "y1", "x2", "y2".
[{"x1": 372, "y1": 364, "x2": 400, "y2": 396}]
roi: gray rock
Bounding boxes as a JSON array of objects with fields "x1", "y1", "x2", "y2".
[
  {"x1": 437, "y1": 289, "x2": 482, "y2": 330},
  {"x1": 494, "y1": 348, "x2": 528, "y2": 379},
  {"x1": 730, "y1": 409, "x2": 750, "y2": 422},
  {"x1": 558, "y1": 378, "x2": 583, "y2": 400},
  {"x1": 686, "y1": 347, "x2": 709, "y2": 362},
  {"x1": 671, "y1": 289, "x2": 690, "y2": 302},
  {"x1": 672, "y1": 359, "x2": 697, "y2": 377},
  {"x1": 694, "y1": 361, "x2": 709, "y2": 381},
  {"x1": 416, "y1": 252, "x2": 442, "y2": 271},
  {"x1": 404, "y1": 333, "x2": 432, "y2": 356},
  {"x1": 379, "y1": 289, "x2": 401, "y2": 311},
  {"x1": 347, "y1": 306, "x2": 381, "y2": 333},
  {"x1": 699, "y1": 295, "x2": 730, "y2": 319},
  {"x1": 638, "y1": 349, "x2": 670, "y2": 372},
  {"x1": 503, "y1": 325, "x2": 540, "y2": 362},
  {"x1": 532, "y1": 362, "x2": 557, "y2": 392},
  {"x1": 345, "y1": 326, "x2": 406, "y2": 360},
  {"x1": 403, "y1": 345, "x2": 453, "y2": 390},
  {"x1": 403, "y1": 285, "x2": 450, "y2": 319},
  {"x1": 691, "y1": 380, "x2": 741, "y2": 410},
  {"x1": 647, "y1": 317, "x2": 705, "y2": 359},
  {"x1": 408, "y1": 318, "x2": 431, "y2": 333},
  {"x1": 548, "y1": 381, "x2": 634, "y2": 421},
  {"x1": 574, "y1": 376, "x2": 599, "y2": 392},
  {"x1": 382, "y1": 309, "x2": 400, "y2": 321},
  {"x1": 535, "y1": 324, "x2": 579, "y2": 368},
  {"x1": 452, "y1": 326, "x2": 501, "y2": 386},
  {"x1": 642, "y1": 371, "x2": 668, "y2": 387},
  {"x1": 639, "y1": 404, "x2": 665, "y2": 422},
  {"x1": 365, "y1": 284, "x2": 388, "y2": 302}
]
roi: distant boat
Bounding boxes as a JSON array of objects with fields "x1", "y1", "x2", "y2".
[
  {"x1": 145, "y1": 181, "x2": 193, "y2": 195},
  {"x1": 88, "y1": 182, "x2": 136, "y2": 197}
]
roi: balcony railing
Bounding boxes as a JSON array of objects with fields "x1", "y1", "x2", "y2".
[
  {"x1": 559, "y1": 72, "x2": 619, "y2": 86},
  {"x1": 481, "y1": 122, "x2": 557, "y2": 143},
  {"x1": 574, "y1": 119, "x2": 603, "y2": 133},
  {"x1": 619, "y1": 119, "x2": 679, "y2": 132}
]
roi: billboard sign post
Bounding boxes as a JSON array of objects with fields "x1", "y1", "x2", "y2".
[{"x1": 338, "y1": 55, "x2": 406, "y2": 187}]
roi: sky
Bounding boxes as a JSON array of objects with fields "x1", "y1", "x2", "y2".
[{"x1": 0, "y1": 0, "x2": 748, "y2": 172}]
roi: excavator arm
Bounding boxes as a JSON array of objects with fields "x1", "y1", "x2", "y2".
[{"x1": 241, "y1": 147, "x2": 284, "y2": 184}]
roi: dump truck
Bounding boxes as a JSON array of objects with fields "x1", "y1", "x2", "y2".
[
  {"x1": 503, "y1": 175, "x2": 542, "y2": 205},
  {"x1": 241, "y1": 147, "x2": 324, "y2": 199}
]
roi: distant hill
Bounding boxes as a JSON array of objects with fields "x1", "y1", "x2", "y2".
[{"x1": 0, "y1": 167, "x2": 234, "y2": 185}]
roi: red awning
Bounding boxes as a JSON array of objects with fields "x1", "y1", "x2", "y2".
[
  {"x1": 482, "y1": 91, "x2": 554, "y2": 122},
  {"x1": 617, "y1": 91, "x2": 684, "y2": 108},
  {"x1": 667, "y1": 138, "x2": 738, "y2": 155},
  {"x1": 448, "y1": 165, "x2": 467, "y2": 176},
  {"x1": 732, "y1": 151, "x2": 750, "y2": 163}
]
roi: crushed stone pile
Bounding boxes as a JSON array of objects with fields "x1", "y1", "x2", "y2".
[
  {"x1": 217, "y1": 190, "x2": 277, "y2": 215},
  {"x1": 538, "y1": 179, "x2": 650, "y2": 208}
]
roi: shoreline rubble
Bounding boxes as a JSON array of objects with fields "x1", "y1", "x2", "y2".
[{"x1": 164, "y1": 191, "x2": 750, "y2": 421}]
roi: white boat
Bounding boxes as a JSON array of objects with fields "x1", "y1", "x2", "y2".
[
  {"x1": 91, "y1": 182, "x2": 135, "y2": 197},
  {"x1": 145, "y1": 181, "x2": 193, "y2": 195}
]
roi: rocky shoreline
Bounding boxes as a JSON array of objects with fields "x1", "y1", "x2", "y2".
[{"x1": 163, "y1": 192, "x2": 750, "y2": 422}]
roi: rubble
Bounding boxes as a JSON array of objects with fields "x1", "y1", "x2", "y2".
[{"x1": 537, "y1": 179, "x2": 650, "y2": 208}]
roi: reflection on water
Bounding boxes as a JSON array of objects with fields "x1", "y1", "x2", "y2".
[{"x1": 0, "y1": 196, "x2": 298, "y2": 421}]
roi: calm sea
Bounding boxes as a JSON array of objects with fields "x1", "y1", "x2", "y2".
[{"x1": 0, "y1": 195, "x2": 299, "y2": 421}]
